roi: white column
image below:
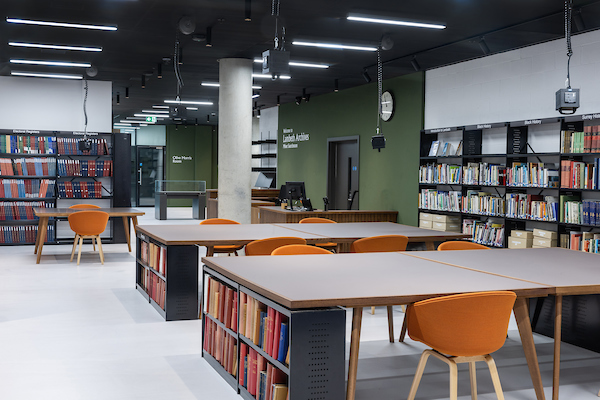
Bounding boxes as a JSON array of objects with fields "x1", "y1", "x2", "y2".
[{"x1": 218, "y1": 58, "x2": 253, "y2": 223}]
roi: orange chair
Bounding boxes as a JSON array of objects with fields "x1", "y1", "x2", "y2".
[
  {"x1": 245, "y1": 237, "x2": 307, "y2": 256},
  {"x1": 298, "y1": 217, "x2": 338, "y2": 252},
  {"x1": 68, "y1": 210, "x2": 109, "y2": 265},
  {"x1": 406, "y1": 291, "x2": 517, "y2": 400},
  {"x1": 271, "y1": 244, "x2": 333, "y2": 255},
  {"x1": 437, "y1": 241, "x2": 490, "y2": 251},
  {"x1": 350, "y1": 235, "x2": 409, "y2": 342},
  {"x1": 69, "y1": 204, "x2": 102, "y2": 250},
  {"x1": 199, "y1": 218, "x2": 244, "y2": 256}
]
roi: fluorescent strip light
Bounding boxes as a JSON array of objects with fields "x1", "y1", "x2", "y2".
[
  {"x1": 292, "y1": 41, "x2": 377, "y2": 52},
  {"x1": 252, "y1": 94, "x2": 260, "y2": 99},
  {"x1": 10, "y1": 59, "x2": 91, "y2": 68},
  {"x1": 142, "y1": 109, "x2": 169, "y2": 114},
  {"x1": 139, "y1": 124, "x2": 148, "y2": 127},
  {"x1": 252, "y1": 74, "x2": 291, "y2": 79},
  {"x1": 202, "y1": 82, "x2": 262, "y2": 89},
  {"x1": 9, "y1": 42, "x2": 102, "y2": 52},
  {"x1": 6, "y1": 18, "x2": 117, "y2": 31},
  {"x1": 347, "y1": 15, "x2": 445, "y2": 30},
  {"x1": 11, "y1": 71, "x2": 82, "y2": 79},
  {"x1": 121, "y1": 119, "x2": 155, "y2": 124},
  {"x1": 186, "y1": 107, "x2": 198, "y2": 110},
  {"x1": 164, "y1": 100, "x2": 213, "y2": 105},
  {"x1": 134, "y1": 114, "x2": 168, "y2": 118},
  {"x1": 113, "y1": 123, "x2": 132, "y2": 127},
  {"x1": 253, "y1": 58, "x2": 329, "y2": 69},
  {"x1": 152, "y1": 105, "x2": 170, "y2": 109}
]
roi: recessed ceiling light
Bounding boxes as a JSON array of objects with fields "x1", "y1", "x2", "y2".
[
  {"x1": 9, "y1": 42, "x2": 102, "y2": 52},
  {"x1": 134, "y1": 114, "x2": 168, "y2": 118},
  {"x1": 201, "y1": 82, "x2": 262, "y2": 89},
  {"x1": 152, "y1": 105, "x2": 170, "y2": 109},
  {"x1": 10, "y1": 59, "x2": 91, "y2": 68},
  {"x1": 292, "y1": 41, "x2": 377, "y2": 51},
  {"x1": 186, "y1": 107, "x2": 199, "y2": 110},
  {"x1": 164, "y1": 100, "x2": 213, "y2": 105},
  {"x1": 11, "y1": 71, "x2": 82, "y2": 79},
  {"x1": 347, "y1": 15, "x2": 445, "y2": 30},
  {"x1": 6, "y1": 18, "x2": 117, "y2": 31},
  {"x1": 253, "y1": 58, "x2": 329, "y2": 69},
  {"x1": 142, "y1": 109, "x2": 169, "y2": 114},
  {"x1": 252, "y1": 74, "x2": 291, "y2": 79},
  {"x1": 113, "y1": 123, "x2": 132, "y2": 126}
]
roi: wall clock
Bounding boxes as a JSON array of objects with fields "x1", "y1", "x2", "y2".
[{"x1": 380, "y1": 90, "x2": 394, "y2": 122}]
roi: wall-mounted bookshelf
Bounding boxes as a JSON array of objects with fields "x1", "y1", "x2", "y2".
[{"x1": 419, "y1": 114, "x2": 600, "y2": 251}]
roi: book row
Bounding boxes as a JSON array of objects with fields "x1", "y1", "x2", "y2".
[
  {"x1": 206, "y1": 277, "x2": 238, "y2": 332},
  {"x1": 0, "y1": 157, "x2": 56, "y2": 176},
  {"x1": 428, "y1": 140, "x2": 462, "y2": 157},
  {"x1": 563, "y1": 231, "x2": 600, "y2": 252},
  {"x1": 0, "y1": 201, "x2": 53, "y2": 221},
  {"x1": 419, "y1": 189, "x2": 461, "y2": 212},
  {"x1": 56, "y1": 138, "x2": 109, "y2": 155},
  {"x1": 418, "y1": 164, "x2": 461, "y2": 184},
  {"x1": 1, "y1": 179, "x2": 55, "y2": 198},
  {"x1": 139, "y1": 241, "x2": 167, "y2": 276},
  {"x1": 57, "y1": 181, "x2": 104, "y2": 198},
  {"x1": 505, "y1": 194, "x2": 558, "y2": 221},
  {"x1": 140, "y1": 268, "x2": 165, "y2": 310},
  {"x1": 57, "y1": 159, "x2": 113, "y2": 177},
  {"x1": 562, "y1": 199, "x2": 600, "y2": 225},
  {"x1": 0, "y1": 135, "x2": 56, "y2": 154},
  {"x1": 203, "y1": 318, "x2": 238, "y2": 378},
  {"x1": 239, "y1": 293, "x2": 289, "y2": 365},
  {"x1": 0, "y1": 224, "x2": 54, "y2": 244},
  {"x1": 240, "y1": 343, "x2": 288, "y2": 400},
  {"x1": 560, "y1": 159, "x2": 600, "y2": 190},
  {"x1": 462, "y1": 191, "x2": 505, "y2": 216},
  {"x1": 561, "y1": 126, "x2": 600, "y2": 153},
  {"x1": 462, "y1": 219, "x2": 505, "y2": 247}
]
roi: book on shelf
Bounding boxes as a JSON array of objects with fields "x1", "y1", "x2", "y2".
[
  {"x1": 441, "y1": 142, "x2": 452, "y2": 157},
  {"x1": 455, "y1": 140, "x2": 463, "y2": 156},
  {"x1": 428, "y1": 141, "x2": 440, "y2": 157}
]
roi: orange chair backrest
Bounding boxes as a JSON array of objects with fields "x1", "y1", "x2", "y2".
[
  {"x1": 69, "y1": 204, "x2": 101, "y2": 209},
  {"x1": 437, "y1": 241, "x2": 490, "y2": 251},
  {"x1": 200, "y1": 218, "x2": 241, "y2": 225},
  {"x1": 271, "y1": 244, "x2": 333, "y2": 255},
  {"x1": 351, "y1": 235, "x2": 409, "y2": 253},
  {"x1": 406, "y1": 291, "x2": 516, "y2": 357},
  {"x1": 298, "y1": 217, "x2": 336, "y2": 224},
  {"x1": 245, "y1": 237, "x2": 307, "y2": 256},
  {"x1": 68, "y1": 211, "x2": 109, "y2": 236}
]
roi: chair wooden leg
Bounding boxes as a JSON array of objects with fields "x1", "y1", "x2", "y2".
[
  {"x1": 469, "y1": 361, "x2": 478, "y2": 400},
  {"x1": 597, "y1": 388, "x2": 600, "y2": 397},
  {"x1": 399, "y1": 314, "x2": 408, "y2": 342},
  {"x1": 449, "y1": 361, "x2": 459, "y2": 400},
  {"x1": 97, "y1": 236, "x2": 104, "y2": 264},
  {"x1": 70, "y1": 234, "x2": 79, "y2": 262},
  {"x1": 206, "y1": 247, "x2": 214, "y2": 257},
  {"x1": 407, "y1": 350, "x2": 432, "y2": 400},
  {"x1": 387, "y1": 306, "x2": 394, "y2": 343},
  {"x1": 484, "y1": 355, "x2": 505, "y2": 400},
  {"x1": 401, "y1": 304, "x2": 406, "y2": 313},
  {"x1": 371, "y1": 306, "x2": 375, "y2": 315},
  {"x1": 77, "y1": 236, "x2": 83, "y2": 265},
  {"x1": 93, "y1": 238, "x2": 96, "y2": 251}
]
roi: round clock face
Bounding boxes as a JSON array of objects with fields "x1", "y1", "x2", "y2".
[{"x1": 380, "y1": 91, "x2": 394, "y2": 122}]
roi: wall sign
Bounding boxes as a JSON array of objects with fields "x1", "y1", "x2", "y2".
[
  {"x1": 282, "y1": 128, "x2": 310, "y2": 149},
  {"x1": 172, "y1": 155, "x2": 193, "y2": 164}
]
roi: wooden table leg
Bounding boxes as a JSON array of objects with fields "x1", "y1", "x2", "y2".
[
  {"x1": 122, "y1": 216, "x2": 131, "y2": 252},
  {"x1": 36, "y1": 217, "x2": 49, "y2": 264},
  {"x1": 387, "y1": 306, "x2": 395, "y2": 343},
  {"x1": 34, "y1": 216, "x2": 46, "y2": 254},
  {"x1": 132, "y1": 216, "x2": 139, "y2": 229},
  {"x1": 347, "y1": 307, "x2": 363, "y2": 400},
  {"x1": 425, "y1": 241, "x2": 436, "y2": 251},
  {"x1": 552, "y1": 295, "x2": 563, "y2": 400},
  {"x1": 514, "y1": 297, "x2": 546, "y2": 400}
]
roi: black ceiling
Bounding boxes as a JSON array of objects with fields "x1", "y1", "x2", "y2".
[{"x1": 1, "y1": 0, "x2": 600, "y2": 127}]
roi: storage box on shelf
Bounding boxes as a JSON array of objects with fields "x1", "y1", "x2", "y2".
[{"x1": 203, "y1": 266, "x2": 346, "y2": 400}]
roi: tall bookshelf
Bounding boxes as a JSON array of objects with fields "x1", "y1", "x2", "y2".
[
  {"x1": 419, "y1": 114, "x2": 600, "y2": 249},
  {"x1": 202, "y1": 266, "x2": 346, "y2": 400},
  {"x1": 0, "y1": 129, "x2": 131, "y2": 245}
]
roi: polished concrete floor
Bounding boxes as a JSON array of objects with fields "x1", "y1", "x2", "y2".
[{"x1": 1, "y1": 208, "x2": 599, "y2": 400}]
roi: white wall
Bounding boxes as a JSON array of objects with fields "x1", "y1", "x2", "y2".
[
  {"x1": 0, "y1": 76, "x2": 112, "y2": 132},
  {"x1": 425, "y1": 29, "x2": 600, "y2": 129}
]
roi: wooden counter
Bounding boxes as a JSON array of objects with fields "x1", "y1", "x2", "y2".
[
  {"x1": 257, "y1": 206, "x2": 398, "y2": 224},
  {"x1": 206, "y1": 189, "x2": 279, "y2": 219}
]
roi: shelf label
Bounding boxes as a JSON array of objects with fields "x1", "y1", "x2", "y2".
[
  {"x1": 581, "y1": 113, "x2": 600, "y2": 120},
  {"x1": 430, "y1": 128, "x2": 452, "y2": 133},
  {"x1": 477, "y1": 124, "x2": 492, "y2": 129},
  {"x1": 525, "y1": 119, "x2": 542, "y2": 125}
]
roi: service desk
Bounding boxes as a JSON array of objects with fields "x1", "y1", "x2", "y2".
[
  {"x1": 258, "y1": 205, "x2": 398, "y2": 224},
  {"x1": 206, "y1": 189, "x2": 279, "y2": 219}
]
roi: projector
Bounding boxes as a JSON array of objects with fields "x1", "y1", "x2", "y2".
[
  {"x1": 262, "y1": 49, "x2": 290, "y2": 77},
  {"x1": 371, "y1": 134, "x2": 386, "y2": 151},
  {"x1": 78, "y1": 139, "x2": 92, "y2": 152},
  {"x1": 170, "y1": 105, "x2": 187, "y2": 122},
  {"x1": 556, "y1": 88, "x2": 580, "y2": 115}
]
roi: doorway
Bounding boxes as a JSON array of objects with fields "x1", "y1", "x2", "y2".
[
  {"x1": 133, "y1": 146, "x2": 165, "y2": 207},
  {"x1": 327, "y1": 136, "x2": 359, "y2": 210}
]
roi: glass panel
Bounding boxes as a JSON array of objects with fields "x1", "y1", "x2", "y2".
[
  {"x1": 155, "y1": 180, "x2": 206, "y2": 192},
  {"x1": 138, "y1": 147, "x2": 164, "y2": 206}
]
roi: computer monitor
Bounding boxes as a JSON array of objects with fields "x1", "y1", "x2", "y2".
[{"x1": 285, "y1": 181, "x2": 306, "y2": 200}]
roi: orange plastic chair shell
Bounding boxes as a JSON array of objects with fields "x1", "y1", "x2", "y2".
[
  {"x1": 200, "y1": 218, "x2": 241, "y2": 225},
  {"x1": 69, "y1": 204, "x2": 101, "y2": 209},
  {"x1": 406, "y1": 291, "x2": 517, "y2": 357},
  {"x1": 351, "y1": 235, "x2": 409, "y2": 253},
  {"x1": 437, "y1": 241, "x2": 490, "y2": 251},
  {"x1": 271, "y1": 244, "x2": 333, "y2": 255},
  {"x1": 68, "y1": 211, "x2": 109, "y2": 236},
  {"x1": 298, "y1": 217, "x2": 336, "y2": 224},
  {"x1": 245, "y1": 237, "x2": 307, "y2": 256}
]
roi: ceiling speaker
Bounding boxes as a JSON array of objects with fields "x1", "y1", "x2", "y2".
[{"x1": 178, "y1": 16, "x2": 196, "y2": 35}]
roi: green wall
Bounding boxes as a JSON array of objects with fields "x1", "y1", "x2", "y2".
[
  {"x1": 165, "y1": 124, "x2": 217, "y2": 206},
  {"x1": 278, "y1": 72, "x2": 424, "y2": 226}
]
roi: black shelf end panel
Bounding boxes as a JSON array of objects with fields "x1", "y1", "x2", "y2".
[
  {"x1": 165, "y1": 244, "x2": 199, "y2": 321},
  {"x1": 112, "y1": 133, "x2": 131, "y2": 243}
]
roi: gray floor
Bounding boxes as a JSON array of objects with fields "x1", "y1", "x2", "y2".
[{"x1": 1, "y1": 208, "x2": 599, "y2": 400}]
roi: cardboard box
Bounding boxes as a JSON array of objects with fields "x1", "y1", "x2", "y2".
[
  {"x1": 508, "y1": 236, "x2": 533, "y2": 249},
  {"x1": 532, "y1": 237, "x2": 557, "y2": 248},
  {"x1": 419, "y1": 220, "x2": 433, "y2": 229},
  {"x1": 511, "y1": 230, "x2": 533, "y2": 240},
  {"x1": 432, "y1": 221, "x2": 461, "y2": 232},
  {"x1": 533, "y1": 229, "x2": 557, "y2": 240},
  {"x1": 532, "y1": 245, "x2": 548, "y2": 249},
  {"x1": 431, "y1": 214, "x2": 460, "y2": 224},
  {"x1": 419, "y1": 212, "x2": 434, "y2": 222}
]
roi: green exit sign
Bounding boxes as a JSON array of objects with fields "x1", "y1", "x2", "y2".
[{"x1": 146, "y1": 116, "x2": 156, "y2": 122}]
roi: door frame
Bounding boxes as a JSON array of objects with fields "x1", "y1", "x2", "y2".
[
  {"x1": 326, "y1": 136, "x2": 360, "y2": 210},
  {"x1": 135, "y1": 145, "x2": 166, "y2": 207}
]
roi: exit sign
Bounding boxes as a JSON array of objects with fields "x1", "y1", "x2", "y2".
[{"x1": 146, "y1": 116, "x2": 156, "y2": 122}]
